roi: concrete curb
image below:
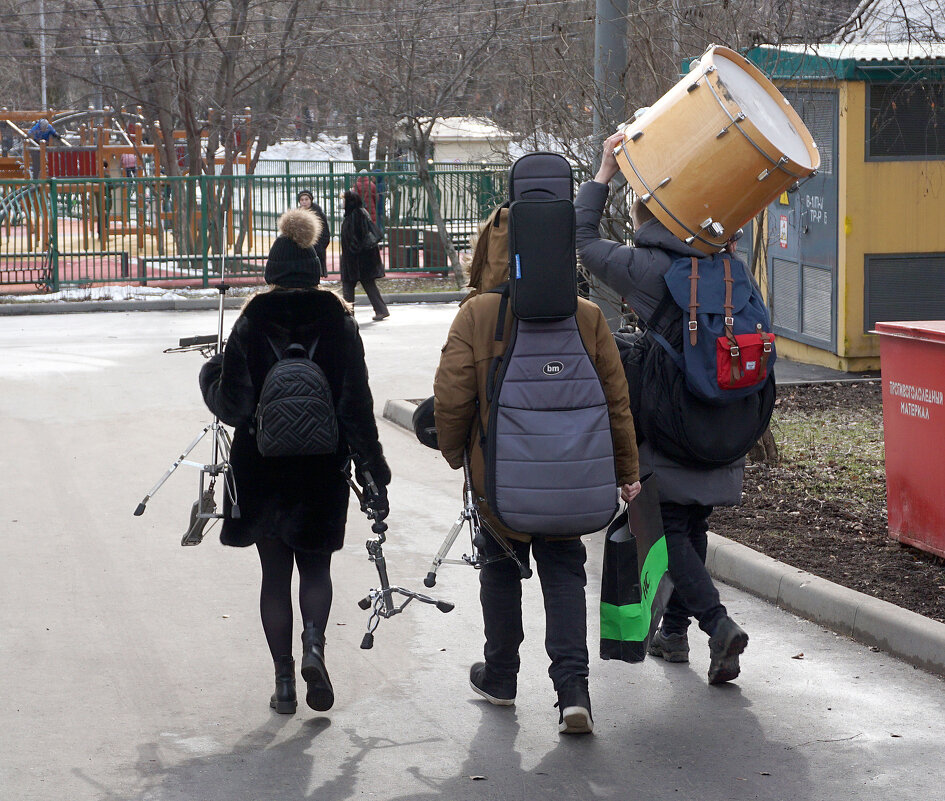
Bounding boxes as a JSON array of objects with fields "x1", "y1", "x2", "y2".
[
  {"x1": 385, "y1": 397, "x2": 945, "y2": 678},
  {"x1": 383, "y1": 399, "x2": 419, "y2": 432},
  {"x1": 0, "y1": 291, "x2": 465, "y2": 317},
  {"x1": 706, "y1": 534, "x2": 945, "y2": 678}
]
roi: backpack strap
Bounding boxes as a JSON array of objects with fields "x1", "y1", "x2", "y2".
[
  {"x1": 688, "y1": 256, "x2": 700, "y2": 347},
  {"x1": 264, "y1": 335, "x2": 283, "y2": 361},
  {"x1": 264, "y1": 333, "x2": 319, "y2": 361},
  {"x1": 721, "y1": 257, "x2": 742, "y2": 384},
  {"x1": 758, "y1": 323, "x2": 774, "y2": 374},
  {"x1": 486, "y1": 283, "x2": 511, "y2": 401},
  {"x1": 491, "y1": 282, "x2": 510, "y2": 343},
  {"x1": 646, "y1": 290, "x2": 676, "y2": 335},
  {"x1": 483, "y1": 283, "x2": 511, "y2": 446}
]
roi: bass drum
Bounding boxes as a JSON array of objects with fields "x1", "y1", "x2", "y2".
[{"x1": 614, "y1": 45, "x2": 820, "y2": 254}]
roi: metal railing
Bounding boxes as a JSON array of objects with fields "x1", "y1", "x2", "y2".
[{"x1": 0, "y1": 166, "x2": 518, "y2": 291}]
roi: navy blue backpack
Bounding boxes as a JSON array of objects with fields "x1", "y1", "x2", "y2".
[
  {"x1": 617, "y1": 253, "x2": 777, "y2": 468},
  {"x1": 656, "y1": 254, "x2": 776, "y2": 404}
]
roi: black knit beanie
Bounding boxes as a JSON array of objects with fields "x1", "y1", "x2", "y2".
[{"x1": 264, "y1": 208, "x2": 322, "y2": 287}]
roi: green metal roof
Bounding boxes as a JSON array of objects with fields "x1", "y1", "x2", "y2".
[{"x1": 742, "y1": 43, "x2": 945, "y2": 82}]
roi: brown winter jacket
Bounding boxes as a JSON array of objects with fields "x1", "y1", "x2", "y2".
[{"x1": 434, "y1": 206, "x2": 639, "y2": 541}]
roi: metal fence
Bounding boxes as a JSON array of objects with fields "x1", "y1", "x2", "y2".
[{"x1": 0, "y1": 166, "x2": 514, "y2": 292}]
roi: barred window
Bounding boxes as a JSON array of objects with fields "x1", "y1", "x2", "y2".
[{"x1": 868, "y1": 83, "x2": 945, "y2": 160}]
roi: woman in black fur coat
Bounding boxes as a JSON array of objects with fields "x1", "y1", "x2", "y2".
[
  {"x1": 340, "y1": 189, "x2": 390, "y2": 321},
  {"x1": 199, "y1": 208, "x2": 391, "y2": 715}
]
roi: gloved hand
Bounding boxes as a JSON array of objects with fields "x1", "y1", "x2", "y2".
[
  {"x1": 354, "y1": 457, "x2": 390, "y2": 521},
  {"x1": 368, "y1": 484, "x2": 390, "y2": 521}
]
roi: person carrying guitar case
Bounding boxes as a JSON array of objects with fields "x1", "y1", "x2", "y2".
[{"x1": 434, "y1": 153, "x2": 641, "y2": 734}]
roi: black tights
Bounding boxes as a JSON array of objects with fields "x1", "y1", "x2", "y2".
[{"x1": 255, "y1": 537, "x2": 333, "y2": 660}]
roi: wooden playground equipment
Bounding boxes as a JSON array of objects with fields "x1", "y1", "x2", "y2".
[{"x1": 0, "y1": 107, "x2": 257, "y2": 264}]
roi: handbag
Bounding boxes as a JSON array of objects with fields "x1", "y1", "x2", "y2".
[
  {"x1": 600, "y1": 474, "x2": 674, "y2": 663},
  {"x1": 360, "y1": 207, "x2": 382, "y2": 248}
]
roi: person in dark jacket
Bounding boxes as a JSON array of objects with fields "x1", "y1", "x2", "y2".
[
  {"x1": 575, "y1": 131, "x2": 749, "y2": 685},
  {"x1": 199, "y1": 208, "x2": 391, "y2": 714},
  {"x1": 297, "y1": 189, "x2": 331, "y2": 278},
  {"x1": 340, "y1": 190, "x2": 390, "y2": 321}
]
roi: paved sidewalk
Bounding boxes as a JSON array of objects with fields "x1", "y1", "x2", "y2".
[{"x1": 1, "y1": 304, "x2": 941, "y2": 801}]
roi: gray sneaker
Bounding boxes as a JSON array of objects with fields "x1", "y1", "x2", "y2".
[
  {"x1": 648, "y1": 628, "x2": 690, "y2": 663},
  {"x1": 707, "y1": 617, "x2": 749, "y2": 685}
]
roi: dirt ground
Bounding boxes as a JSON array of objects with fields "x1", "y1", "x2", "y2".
[{"x1": 711, "y1": 382, "x2": 945, "y2": 624}]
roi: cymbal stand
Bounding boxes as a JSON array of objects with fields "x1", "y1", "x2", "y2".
[
  {"x1": 349, "y1": 467, "x2": 454, "y2": 650},
  {"x1": 422, "y1": 451, "x2": 531, "y2": 588},
  {"x1": 133, "y1": 278, "x2": 240, "y2": 545}
]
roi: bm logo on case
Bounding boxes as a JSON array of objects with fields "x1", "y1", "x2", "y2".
[{"x1": 543, "y1": 361, "x2": 564, "y2": 376}]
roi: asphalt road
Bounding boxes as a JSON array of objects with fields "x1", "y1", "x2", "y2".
[{"x1": 1, "y1": 302, "x2": 942, "y2": 801}]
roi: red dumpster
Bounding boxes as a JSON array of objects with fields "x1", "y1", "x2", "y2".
[{"x1": 875, "y1": 321, "x2": 945, "y2": 558}]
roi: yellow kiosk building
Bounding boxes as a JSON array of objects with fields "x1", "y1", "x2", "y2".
[{"x1": 745, "y1": 43, "x2": 945, "y2": 372}]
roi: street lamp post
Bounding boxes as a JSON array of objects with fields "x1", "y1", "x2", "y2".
[{"x1": 40, "y1": 0, "x2": 48, "y2": 111}]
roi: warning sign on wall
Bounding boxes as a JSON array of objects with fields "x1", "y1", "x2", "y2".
[{"x1": 779, "y1": 215, "x2": 789, "y2": 249}]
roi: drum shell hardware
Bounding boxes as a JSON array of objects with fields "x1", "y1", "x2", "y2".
[{"x1": 615, "y1": 45, "x2": 821, "y2": 254}]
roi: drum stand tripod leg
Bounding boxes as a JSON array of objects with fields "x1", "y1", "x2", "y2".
[
  {"x1": 133, "y1": 423, "x2": 214, "y2": 516},
  {"x1": 423, "y1": 450, "x2": 533, "y2": 584},
  {"x1": 423, "y1": 512, "x2": 467, "y2": 587}
]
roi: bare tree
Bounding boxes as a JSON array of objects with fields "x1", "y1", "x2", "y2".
[{"x1": 349, "y1": 0, "x2": 517, "y2": 287}]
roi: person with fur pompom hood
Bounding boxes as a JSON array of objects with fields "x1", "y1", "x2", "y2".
[{"x1": 199, "y1": 208, "x2": 391, "y2": 716}]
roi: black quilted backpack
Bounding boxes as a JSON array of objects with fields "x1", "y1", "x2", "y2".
[{"x1": 253, "y1": 336, "x2": 338, "y2": 458}]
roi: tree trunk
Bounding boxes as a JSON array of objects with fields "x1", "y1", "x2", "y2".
[
  {"x1": 748, "y1": 426, "x2": 779, "y2": 465},
  {"x1": 417, "y1": 161, "x2": 464, "y2": 289}
]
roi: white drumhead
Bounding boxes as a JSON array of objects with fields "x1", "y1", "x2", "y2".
[{"x1": 713, "y1": 53, "x2": 814, "y2": 168}]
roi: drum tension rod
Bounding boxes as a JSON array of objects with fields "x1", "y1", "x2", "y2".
[
  {"x1": 699, "y1": 218, "x2": 725, "y2": 238},
  {"x1": 640, "y1": 177, "x2": 671, "y2": 204},
  {"x1": 687, "y1": 67, "x2": 713, "y2": 91},
  {"x1": 716, "y1": 113, "x2": 746, "y2": 138},
  {"x1": 757, "y1": 156, "x2": 789, "y2": 182}
]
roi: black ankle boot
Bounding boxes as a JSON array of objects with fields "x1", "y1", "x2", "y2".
[
  {"x1": 270, "y1": 655, "x2": 297, "y2": 714},
  {"x1": 301, "y1": 624, "x2": 334, "y2": 711}
]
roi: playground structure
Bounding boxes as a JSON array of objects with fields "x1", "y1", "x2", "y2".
[
  {"x1": 0, "y1": 107, "x2": 260, "y2": 290},
  {"x1": 0, "y1": 108, "x2": 513, "y2": 293}
]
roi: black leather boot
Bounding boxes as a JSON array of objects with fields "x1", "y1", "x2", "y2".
[
  {"x1": 301, "y1": 623, "x2": 334, "y2": 711},
  {"x1": 270, "y1": 655, "x2": 297, "y2": 714}
]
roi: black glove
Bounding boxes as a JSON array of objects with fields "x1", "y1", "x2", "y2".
[
  {"x1": 368, "y1": 484, "x2": 390, "y2": 521},
  {"x1": 354, "y1": 458, "x2": 390, "y2": 521}
]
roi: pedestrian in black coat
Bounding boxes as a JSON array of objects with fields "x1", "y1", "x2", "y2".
[
  {"x1": 297, "y1": 189, "x2": 331, "y2": 277},
  {"x1": 340, "y1": 189, "x2": 390, "y2": 321},
  {"x1": 199, "y1": 208, "x2": 391, "y2": 715}
]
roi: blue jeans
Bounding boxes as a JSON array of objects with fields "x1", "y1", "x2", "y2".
[
  {"x1": 479, "y1": 534, "x2": 588, "y2": 692},
  {"x1": 659, "y1": 502, "x2": 727, "y2": 636}
]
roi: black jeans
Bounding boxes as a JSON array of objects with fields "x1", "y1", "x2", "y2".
[
  {"x1": 659, "y1": 502, "x2": 727, "y2": 637},
  {"x1": 341, "y1": 278, "x2": 389, "y2": 317},
  {"x1": 479, "y1": 534, "x2": 588, "y2": 692}
]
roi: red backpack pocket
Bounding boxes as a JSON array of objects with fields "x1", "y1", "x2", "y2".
[{"x1": 716, "y1": 330, "x2": 775, "y2": 390}]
